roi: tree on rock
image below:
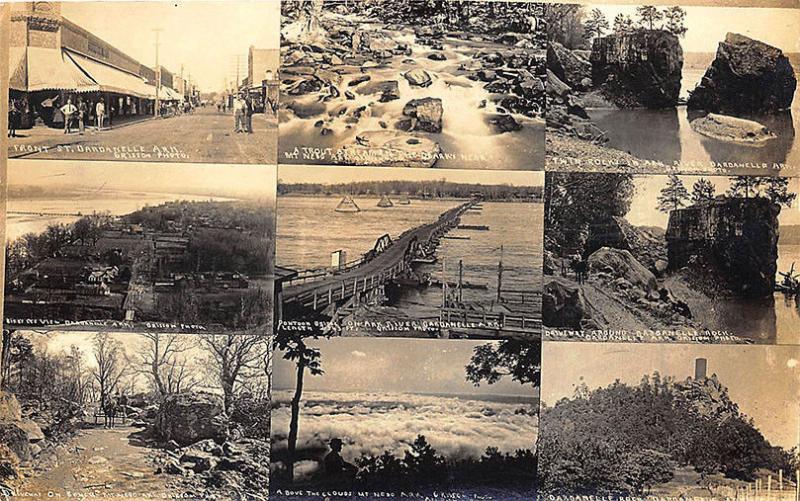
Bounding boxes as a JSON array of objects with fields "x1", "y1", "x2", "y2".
[
  {"x1": 613, "y1": 14, "x2": 635, "y2": 35},
  {"x1": 584, "y1": 9, "x2": 609, "y2": 41},
  {"x1": 691, "y1": 178, "x2": 716, "y2": 204},
  {"x1": 763, "y1": 177, "x2": 797, "y2": 207},
  {"x1": 664, "y1": 7, "x2": 688, "y2": 37},
  {"x1": 657, "y1": 175, "x2": 690, "y2": 212},
  {"x1": 636, "y1": 6, "x2": 663, "y2": 30},
  {"x1": 727, "y1": 176, "x2": 765, "y2": 199}
]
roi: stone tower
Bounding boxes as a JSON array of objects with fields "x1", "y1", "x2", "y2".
[{"x1": 695, "y1": 358, "x2": 708, "y2": 380}]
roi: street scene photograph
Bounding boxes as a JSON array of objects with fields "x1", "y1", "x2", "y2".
[
  {"x1": 0, "y1": 329, "x2": 270, "y2": 500},
  {"x1": 538, "y1": 342, "x2": 800, "y2": 499},
  {"x1": 270, "y1": 336, "x2": 539, "y2": 500},
  {"x1": 275, "y1": 165, "x2": 543, "y2": 339},
  {"x1": 5, "y1": 161, "x2": 276, "y2": 333},
  {"x1": 546, "y1": 4, "x2": 800, "y2": 174},
  {"x1": 543, "y1": 172, "x2": 800, "y2": 344},
  {"x1": 7, "y1": 1, "x2": 280, "y2": 164},
  {"x1": 278, "y1": 0, "x2": 546, "y2": 169}
]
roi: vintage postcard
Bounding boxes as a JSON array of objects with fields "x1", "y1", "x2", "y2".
[
  {"x1": 278, "y1": 0, "x2": 546, "y2": 169},
  {"x1": 538, "y1": 342, "x2": 800, "y2": 498},
  {"x1": 7, "y1": 1, "x2": 279, "y2": 164},
  {"x1": 545, "y1": 3, "x2": 800, "y2": 175},
  {"x1": 543, "y1": 172, "x2": 800, "y2": 344},
  {"x1": 0, "y1": 329, "x2": 270, "y2": 499},
  {"x1": 270, "y1": 336, "x2": 539, "y2": 500},
  {"x1": 275, "y1": 165, "x2": 543, "y2": 339},
  {"x1": 4, "y1": 161, "x2": 276, "y2": 333}
]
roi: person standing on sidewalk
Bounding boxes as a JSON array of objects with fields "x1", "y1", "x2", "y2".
[
  {"x1": 77, "y1": 98, "x2": 87, "y2": 135},
  {"x1": 95, "y1": 99, "x2": 106, "y2": 131},
  {"x1": 233, "y1": 94, "x2": 244, "y2": 133},
  {"x1": 60, "y1": 98, "x2": 77, "y2": 134},
  {"x1": 245, "y1": 95, "x2": 254, "y2": 134},
  {"x1": 7, "y1": 99, "x2": 20, "y2": 138}
]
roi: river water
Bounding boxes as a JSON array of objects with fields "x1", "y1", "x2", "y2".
[
  {"x1": 6, "y1": 192, "x2": 228, "y2": 242},
  {"x1": 276, "y1": 196, "x2": 543, "y2": 316},
  {"x1": 590, "y1": 67, "x2": 800, "y2": 173},
  {"x1": 280, "y1": 24, "x2": 545, "y2": 170}
]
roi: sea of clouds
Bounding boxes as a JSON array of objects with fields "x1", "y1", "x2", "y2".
[{"x1": 271, "y1": 390, "x2": 538, "y2": 479}]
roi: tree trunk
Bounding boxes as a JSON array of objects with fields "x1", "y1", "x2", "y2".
[{"x1": 286, "y1": 356, "x2": 306, "y2": 484}]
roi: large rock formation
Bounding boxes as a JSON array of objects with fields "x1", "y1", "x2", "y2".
[
  {"x1": 547, "y1": 42, "x2": 592, "y2": 91},
  {"x1": 588, "y1": 247, "x2": 660, "y2": 298},
  {"x1": 586, "y1": 216, "x2": 668, "y2": 275},
  {"x1": 156, "y1": 393, "x2": 229, "y2": 446},
  {"x1": 666, "y1": 197, "x2": 780, "y2": 297},
  {"x1": 688, "y1": 33, "x2": 796, "y2": 114},
  {"x1": 673, "y1": 375, "x2": 739, "y2": 422},
  {"x1": 591, "y1": 30, "x2": 683, "y2": 108},
  {"x1": 542, "y1": 278, "x2": 592, "y2": 329}
]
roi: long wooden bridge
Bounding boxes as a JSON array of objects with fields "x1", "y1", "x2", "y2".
[
  {"x1": 278, "y1": 200, "x2": 541, "y2": 338},
  {"x1": 8, "y1": 210, "x2": 84, "y2": 217},
  {"x1": 281, "y1": 202, "x2": 474, "y2": 316}
]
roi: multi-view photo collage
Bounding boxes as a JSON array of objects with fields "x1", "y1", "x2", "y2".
[{"x1": 0, "y1": 0, "x2": 798, "y2": 499}]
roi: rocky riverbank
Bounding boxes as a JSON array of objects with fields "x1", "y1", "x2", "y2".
[{"x1": 280, "y1": 6, "x2": 546, "y2": 168}]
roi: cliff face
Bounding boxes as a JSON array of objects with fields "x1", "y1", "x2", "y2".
[
  {"x1": 590, "y1": 30, "x2": 683, "y2": 109},
  {"x1": 688, "y1": 33, "x2": 797, "y2": 114},
  {"x1": 666, "y1": 197, "x2": 780, "y2": 297}
]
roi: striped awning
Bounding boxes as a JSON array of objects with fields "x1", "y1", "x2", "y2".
[
  {"x1": 65, "y1": 50, "x2": 157, "y2": 99},
  {"x1": 9, "y1": 46, "x2": 96, "y2": 93}
]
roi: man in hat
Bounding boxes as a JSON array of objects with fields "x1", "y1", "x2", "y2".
[{"x1": 323, "y1": 438, "x2": 357, "y2": 482}]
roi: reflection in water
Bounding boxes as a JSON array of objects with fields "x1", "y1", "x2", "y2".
[
  {"x1": 696, "y1": 111, "x2": 795, "y2": 171},
  {"x1": 591, "y1": 108, "x2": 682, "y2": 164}
]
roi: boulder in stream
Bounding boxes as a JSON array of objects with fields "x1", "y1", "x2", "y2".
[
  {"x1": 690, "y1": 113, "x2": 776, "y2": 144},
  {"x1": 402, "y1": 98, "x2": 444, "y2": 133},
  {"x1": 403, "y1": 69, "x2": 433, "y2": 88}
]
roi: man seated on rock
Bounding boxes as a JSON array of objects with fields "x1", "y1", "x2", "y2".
[{"x1": 323, "y1": 438, "x2": 357, "y2": 486}]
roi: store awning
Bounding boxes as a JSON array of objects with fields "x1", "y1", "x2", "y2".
[
  {"x1": 9, "y1": 46, "x2": 97, "y2": 93},
  {"x1": 158, "y1": 87, "x2": 184, "y2": 101},
  {"x1": 65, "y1": 50, "x2": 156, "y2": 99}
]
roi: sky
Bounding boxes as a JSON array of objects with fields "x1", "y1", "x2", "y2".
[
  {"x1": 10, "y1": 160, "x2": 277, "y2": 200},
  {"x1": 61, "y1": 1, "x2": 281, "y2": 93},
  {"x1": 589, "y1": 5, "x2": 800, "y2": 54},
  {"x1": 624, "y1": 175, "x2": 800, "y2": 228},
  {"x1": 541, "y1": 342, "x2": 800, "y2": 449},
  {"x1": 278, "y1": 164, "x2": 545, "y2": 187},
  {"x1": 273, "y1": 337, "x2": 538, "y2": 399}
]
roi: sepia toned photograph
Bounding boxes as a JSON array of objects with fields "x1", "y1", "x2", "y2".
[
  {"x1": 543, "y1": 172, "x2": 800, "y2": 344},
  {"x1": 275, "y1": 165, "x2": 543, "y2": 339},
  {"x1": 278, "y1": 0, "x2": 546, "y2": 169},
  {"x1": 0, "y1": 330, "x2": 270, "y2": 500},
  {"x1": 546, "y1": 4, "x2": 800, "y2": 174},
  {"x1": 7, "y1": 1, "x2": 280, "y2": 164},
  {"x1": 270, "y1": 336, "x2": 539, "y2": 500},
  {"x1": 5, "y1": 161, "x2": 276, "y2": 333},
  {"x1": 538, "y1": 342, "x2": 800, "y2": 498}
]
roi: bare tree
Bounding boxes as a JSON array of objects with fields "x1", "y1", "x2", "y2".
[
  {"x1": 133, "y1": 333, "x2": 196, "y2": 397},
  {"x1": 91, "y1": 333, "x2": 127, "y2": 408},
  {"x1": 198, "y1": 332, "x2": 268, "y2": 413}
]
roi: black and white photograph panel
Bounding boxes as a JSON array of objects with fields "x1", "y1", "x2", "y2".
[
  {"x1": 275, "y1": 165, "x2": 543, "y2": 339},
  {"x1": 543, "y1": 172, "x2": 800, "y2": 344},
  {"x1": 278, "y1": 0, "x2": 546, "y2": 169},
  {"x1": 0, "y1": 330, "x2": 270, "y2": 500},
  {"x1": 545, "y1": 3, "x2": 800, "y2": 174},
  {"x1": 538, "y1": 342, "x2": 800, "y2": 499},
  {"x1": 270, "y1": 336, "x2": 539, "y2": 500},
  {"x1": 8, "y1": 1, "x2": 279, "y2": 164},
  {"x1": 5, "y1": 161, "x2": 276, "y2": 333}
]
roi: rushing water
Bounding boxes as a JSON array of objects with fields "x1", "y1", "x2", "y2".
[
  {"x1": 6, "y1": 192, "x2": 228, "y2": 242},
  {"x1": 590, "y1": 68, "x2": 800, "y2": 173},
  {"x1": 276, "y1": 196, "x2": 543, "y2": 316},
  {"x1": 280, "y1": 25, "x2": 545, "y2": 170}
]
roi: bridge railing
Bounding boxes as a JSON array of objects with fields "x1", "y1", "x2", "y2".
[{"x1": 440, "y1": 307, "x2": 541, "y2": 333}]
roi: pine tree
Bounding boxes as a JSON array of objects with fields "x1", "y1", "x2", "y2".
[
  {"x1": 584, "y1": 9, "x2": 610, "y2": 41},
  {"x1": 657, "y1": 175, "x2": 690, "y2": 213},
  {"x1": 612, "y1": 13, "x2": 635, "y2": 35},
  {"x1": 727, "y1": 176, "x2": 765, "y2": 199},
  {"x1": 663, "y1": 6, "x2": 688, "y2": 37},
  {"x1": 763, "y1": 177, "x2": 798, "y2": 207},
  {"x1": 636, "y1": 6, "x2": 663, "y2": 30},
  {"x1": 691, "y1": 178, "x2": 716, "y2": 204}
]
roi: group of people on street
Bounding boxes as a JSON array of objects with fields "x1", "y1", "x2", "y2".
[
  {"x1": 59, "y1": 97, "x2": 107, "y2": 135},
  {"x1": 233, "y1": 93, "x2": 255, "y2": 134}
]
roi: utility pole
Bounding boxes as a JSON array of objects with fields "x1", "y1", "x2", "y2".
[
  {"x1": 153, "y1": 28, "x2": 162, "y2": 117},
  {"x1": 496, "y1": 245, "x2": 504, "y2": 302}
]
